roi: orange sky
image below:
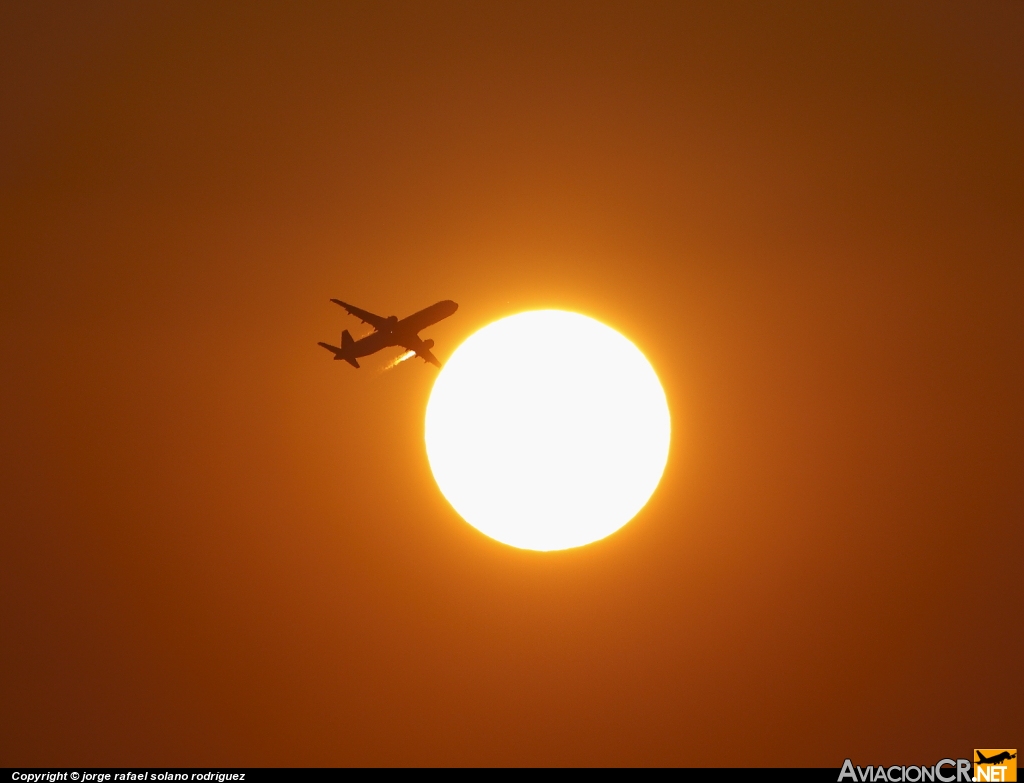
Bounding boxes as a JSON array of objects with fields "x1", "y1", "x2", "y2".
[{"x1": 2, "y1": 1, "x2": 1021, "y2": 766}]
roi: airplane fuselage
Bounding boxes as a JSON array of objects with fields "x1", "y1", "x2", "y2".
[{"x1": 348, "y1": 300, "x2": 456, "y2": 357}]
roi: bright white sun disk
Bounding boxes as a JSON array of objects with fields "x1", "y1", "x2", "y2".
[{"x1": 425, "y1": 310, "x2": 671, "y2": 551}]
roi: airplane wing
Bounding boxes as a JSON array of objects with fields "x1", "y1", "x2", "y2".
[
  {"x1": 330, "y1": 299, "x2": 389, "y2": 330},
  {"x1": 399, "y1": 336, "x2": 442, "y2": 367},
  {"x1": 413, "y1": 346, "x2": 441, "y2": 367}
]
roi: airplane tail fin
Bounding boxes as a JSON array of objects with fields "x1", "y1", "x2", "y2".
[
  {"x1": 339, "y1": 330, "x2": 359, "y2": 367},
  {"x1": 319, "y1": 332, "x2": 360, "y2": 368},
  {"x1": 977, "y1": 753, "x2": 991, "y2": 763}
]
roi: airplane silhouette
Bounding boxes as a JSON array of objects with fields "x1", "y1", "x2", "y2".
[
  {"x1": 318, "y1": 298, "x2": 458, "y2": 368},
  {"x1": 977, "y1": 752, "x2": 1017, "y2": 765}
]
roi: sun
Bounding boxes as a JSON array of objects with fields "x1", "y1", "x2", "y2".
[{"x1": 425, "y1": 310, "x2": 671, "y2": 551}]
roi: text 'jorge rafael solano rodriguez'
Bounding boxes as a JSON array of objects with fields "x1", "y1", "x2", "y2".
[{"x1": 10, "y1": 775, "x2": 245, "y2": 783}]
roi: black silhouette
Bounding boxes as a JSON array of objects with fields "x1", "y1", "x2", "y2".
[
  {"x1": 318, "y1": 298, "x2": 458, "y2": 368},
  {"x1": 977, "y1": 752, "x2": 1017, "y2": 765}
]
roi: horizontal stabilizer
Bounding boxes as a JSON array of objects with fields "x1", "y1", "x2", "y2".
[
  {"x1": 318, "y1": 341, "x2": 342, "y2": 356},
  {"x1": 318, "y1": 341, "x2": 360, "y2": 368}
]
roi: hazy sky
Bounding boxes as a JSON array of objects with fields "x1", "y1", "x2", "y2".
[{"x1": 2, "y1": 1, "x2": 1021, "y2": 766}]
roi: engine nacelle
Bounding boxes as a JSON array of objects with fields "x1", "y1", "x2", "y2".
[
  {"x1": 387, "y1": 315, "x2": 399, "y2": 327},
  {"x1": 422, "y1": 339, "x2": 435, "y2": 349}
]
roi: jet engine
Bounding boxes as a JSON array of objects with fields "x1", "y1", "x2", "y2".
[
  {"x1": 387, "y1": 315, "x2": 399, "y2": 327},
  {"x1": 422, "y1": 339, "x2": 435, "y2": 349}
]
